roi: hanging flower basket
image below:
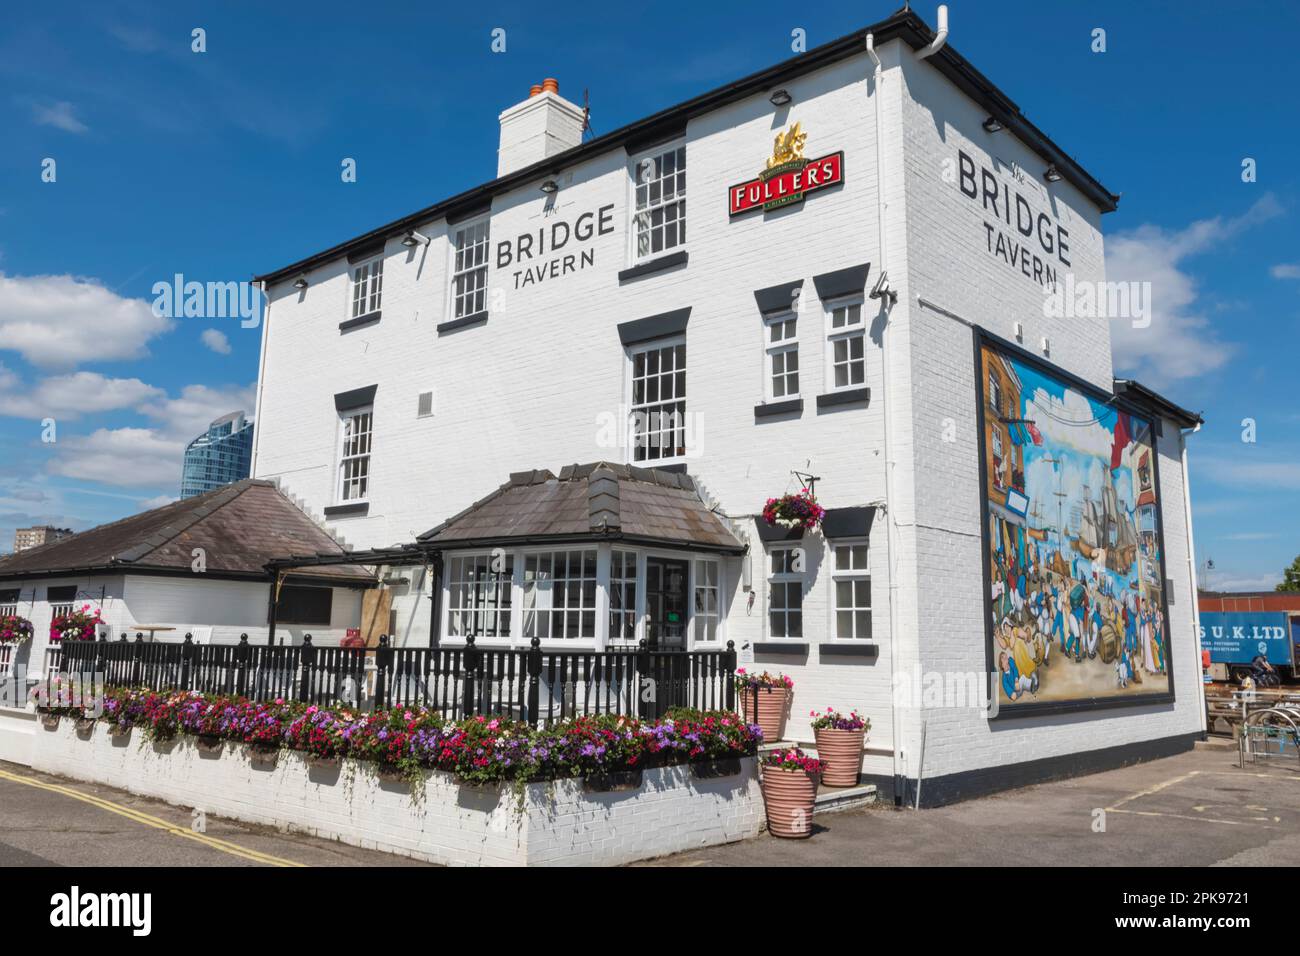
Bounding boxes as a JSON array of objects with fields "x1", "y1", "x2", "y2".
[
  {"x1": 49, "y1": 605, "x2": 102, "y2": 643},
  {"x1": 75, "y1": 716, "x2": 97, "y2": 735},
  {"x1": 41, "y1": 714, "x2": 62, "y2": 731},
  {"x1": 810, "y1": 709, "x2": 870, "y2": 787},
  {"x1": 0, "y1": 615, "x2": 34, "y2": 646},
  {"x1": 761, "y1": 489, "x2": 825, "y2": 532},
  {"x1": 760, "y1": 748, "x2": 824, "y2": 839},
  {"x1": 196, "y1": 734, "x2": 223, "y2": 754}
]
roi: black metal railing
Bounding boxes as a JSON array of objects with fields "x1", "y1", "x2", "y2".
[{"x1": 52, "y1": 633, "x2": 736, "y2": 726}]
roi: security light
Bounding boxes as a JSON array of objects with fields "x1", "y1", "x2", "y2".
[
  {"x1": 1044, "y1": 164, "x2": 1063, "y2": 182},
  {"x1": 769, "y1": 89, "x2": 792, "y2": 107},
  {"x1": 401, "y1": 230, "x2": 430, "y2": 248},
  {"x1": 982, "y1": 115, "x2": 1004, "y2": 133},
  {"x1": 292, "y1": 275, "x2": 308, "y2": 290},
  {"x1": 540, "y1": 179, "x2": 559, "y2": 194}
]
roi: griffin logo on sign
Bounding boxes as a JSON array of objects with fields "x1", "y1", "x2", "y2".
[
  {"x1": 766, "y1": 122, "x2": 808, "y2": 169},
  {"x1": 729, "y1": 123, "x2": 843, "y2": 217}
]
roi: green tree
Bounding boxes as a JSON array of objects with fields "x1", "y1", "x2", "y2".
[{"x1": 1278, "y1": 555, "x2": 1300, "y2": 592}]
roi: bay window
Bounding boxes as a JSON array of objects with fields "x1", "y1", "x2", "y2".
[
  {"x1": 523, "y1": 550, "x2": 598, "y2": 640},
  {"x1": 693, "y1": 559, "x2": 720, "y2": 642},
  {"x1": 446, "y1": 553, "x2": 513, "y2": 639},
  {"x1": 609, "y1": 550, "x2": 638, "y2": 642}
]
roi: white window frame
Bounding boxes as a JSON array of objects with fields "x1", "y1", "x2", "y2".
[
  {"x1": 766, "y1": 545, "x2": 804, "y2": 641},
  {"x1": 764, "y1": 311, "x2": 800, "y2": 401},
  {"x1": 626, "y1": 335, "x2": 688, "y2": 466},
  {"x1": 629, "y1": 142, "x2": 687, "y2": 264},
  {"x1": 448, "y1": 216, "x2": 490, "y2": 321},
  {"x1": 824, "y1": 295, "x2": 866, "y2": 393},
  {"x1": 335, "y1": 405, "x2": 373, "y2": 504},
  {"x1": 691, "y1": 558, "x2": 722, "y2": 645},
  {"x1": 830, "y1": 539, "x2": 872, "y2": 641},
  {"x1": 521, "y1": 548, "x2": 600, "y2": 642},
  {"x1": 444, "y1": 552, "x2": 514, "y2": 641},
  {"x1": 608, "y1": 548, "x2": 639, "y2": 644},
  {"x1": 348, "y1": 255, "x2": 383, "y2": 319}
]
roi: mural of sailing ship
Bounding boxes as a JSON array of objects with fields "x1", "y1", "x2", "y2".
[{"x1": 979, "y1": 341, "x2": 1172, "y2": 712}]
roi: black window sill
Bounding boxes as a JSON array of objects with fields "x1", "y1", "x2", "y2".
[
  {"x1": 618, "y1": 250, "x2": 688, "y2": 283},
  {"x1": 755, "y1": 522, "x2": 803, "y2": 543},
  {"x1": 339, "y1": 311, "x2": 381, "y2": 333},
  {"x1": 816, "y1": 387, "x2": 870, "y2": 409},
  {"x1": 323, "y1": 502, "x2": 369, "y2": 518},
  {"x1": 437, "y1": 312, "x2": 488, "y2": 334},
  {"x1": 754, "y1": 398, "x2": 803, "y2": 419},
  {"x1": 819, "y1": 642, "x2": 879, "y2": 658},
  {"x1": 751, "y1": 641, "x2": 809, "y2": 658}
]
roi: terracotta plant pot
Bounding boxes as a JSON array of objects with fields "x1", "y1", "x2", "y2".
[
  {"x1": 760, "y1": 767, "x2": 817, "y2": 839},
  {"x1": 814, "y1": 726, "x2": 865, "y2": 787},
  {"x1": 742, "y1": 685, "x2": 790, "y2": 743}
]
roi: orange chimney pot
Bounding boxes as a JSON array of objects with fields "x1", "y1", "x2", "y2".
[
  {"x1": 542, "y1": 77, "x2": 559, "y2": 95},
  {"x1": 529, "y1": 84, "x2": 543, "y2": 98}
]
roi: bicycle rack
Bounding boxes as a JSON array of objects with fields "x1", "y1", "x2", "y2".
[{"x1": 1238, "y1": 704, "x2": 1300, "y2": 768}]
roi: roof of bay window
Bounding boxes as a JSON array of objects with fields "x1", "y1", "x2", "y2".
[
  {"x1": 417, "y1": 463, "x2": 747, "y2": 555},
  {"x1": 253, "y1": 9, "x2": 1118, "y2": 286}
]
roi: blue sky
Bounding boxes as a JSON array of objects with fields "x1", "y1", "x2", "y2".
[{"x1": 0, "y1": 1, "x2": 1296, "y2": 590}]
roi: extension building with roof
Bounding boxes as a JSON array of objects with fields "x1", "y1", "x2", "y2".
[{"x1": 0, "y1": 480, "x2": 373, "y2": 679}]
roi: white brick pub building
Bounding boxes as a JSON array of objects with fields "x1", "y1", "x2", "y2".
[{"x1": 250, "y1": 7, "x2": 1206, "y2": 804}]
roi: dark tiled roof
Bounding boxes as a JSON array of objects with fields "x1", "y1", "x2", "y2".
[
  {"x1": 0, "y1": 480, "x2": 374, "y2": 583},
  {"x1": 418, "y1": 463, "x2": 745, "y2": 554}
]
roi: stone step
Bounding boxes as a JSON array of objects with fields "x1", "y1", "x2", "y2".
[
  {"x1": 1195, "y1": 737, "x2": 1237, "y2": 752},
  {"x1": 815, "y1": 782, "x2": 878, "y2": 814}
]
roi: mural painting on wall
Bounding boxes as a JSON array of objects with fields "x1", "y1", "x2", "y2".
[{"x1": 978, "y1": 337, "x2": 1173, "y2": 713}]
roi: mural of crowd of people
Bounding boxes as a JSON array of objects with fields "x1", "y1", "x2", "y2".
[{"x1": 979, "y1": 341, "x2": 1172, "y2": 710}]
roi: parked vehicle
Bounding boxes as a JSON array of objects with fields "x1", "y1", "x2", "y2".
[{"x1": 1200, "y1": 612, "x2": 1300, "y2": 683}]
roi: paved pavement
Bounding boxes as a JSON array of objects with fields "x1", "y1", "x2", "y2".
[
  {"x1": 0, "y1": 762, "x2": 430, "y2": 867},
  {"x1": 640, "y1": 744, "x2": 1300, "y2": 866}
]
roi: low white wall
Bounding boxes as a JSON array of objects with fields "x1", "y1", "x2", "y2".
[
  {"x1": 30, "y1": 722, "x2": 762, "y2": 866},
  {"x1": 0, "y1": 707, "x2": 36, "y2": 766}
]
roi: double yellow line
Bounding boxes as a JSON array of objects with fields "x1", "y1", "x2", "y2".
[{"x1": 0, "y1": 768, "x2": 304, "y2": 867}]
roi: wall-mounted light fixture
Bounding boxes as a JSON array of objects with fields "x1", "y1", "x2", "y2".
[
  {"x1": 982, "y1": 115, "x2": 1005, "y2": 133},
  {"x1": 540, "y1": 179, "x2": 559, "y2": 194},
  {"x1": 400, "y1": 230, "x2": 430, "y2": 248},
  {"x1": 1043, "y1": 164, "x2": 1063, "y2": 183},
  {"x1": 769, "y1": 88, "x2": 792, "y2": 107},
  {"x1": 292, "y1": 275, "x2": 308, "y2": 290}
]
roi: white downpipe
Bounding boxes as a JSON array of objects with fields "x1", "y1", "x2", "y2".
[
  {"x1": 1181, "y1": 424, "x2": 1207, "y2": 734},
  {"x1": 917, "y1": 5, "x2": 949, "y2": 60},
  {"x1": 866, "y1": 32, "x2": 905, "y2": 801}
]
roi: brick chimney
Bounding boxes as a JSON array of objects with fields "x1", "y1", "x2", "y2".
[{"x1": 497, "y1": 78, "x2": 586, "y2": 177}]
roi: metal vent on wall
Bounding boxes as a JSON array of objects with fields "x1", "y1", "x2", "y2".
[{"x1": 417, "y1": 391, "x2": 434, "y2": 417}]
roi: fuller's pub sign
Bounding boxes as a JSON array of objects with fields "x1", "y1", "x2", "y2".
[{"x1": 728, "y1": 122, "x2": 844, "y2": 217}]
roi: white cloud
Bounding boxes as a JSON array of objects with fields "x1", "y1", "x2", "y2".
[
  {"x1": 1024, "y1": 386, "x2": 1114, "y2": 459},
  {"x1": 0, "y1": 371, "x2": 163, "y2": 420},
  {"x1": 1271, "y1": 263, "x2": 1300, "y2": 280},
  {"x1": 200, "y1": 328, "x2": 232, "y2": 355},
  {"x1": 47, "y1": 427, "x2": 184, "y2": 488},
  {"x1": 1106, "y1": 195, "x2": 1283, "y2": 387},
  {"x1": 31, "y1": 100, "x2": 88, "y2": 134},
  {"x1": 0, "y1": 274, "x2": 174, "y2": 369},
  {"x1": 138, "y1": 494, "x2": 178, "y2": 510},
  {"x1": 41, "y1": 382, "x2": 256, "y2": 490}
]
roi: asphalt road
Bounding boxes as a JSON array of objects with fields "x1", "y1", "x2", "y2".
[
  {"x1": 0, "y1": 762, "x2": 431, "y2": 867},
  {"x1": 639, "y1": 743, "x2": 1300, "y2": 866}
]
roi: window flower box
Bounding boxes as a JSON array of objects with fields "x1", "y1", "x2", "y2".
[
  {"x1": 196, "y1": 734, "x2": 223, "y2": 755},
  {"x1": 690, "y1": 756, "x2": 743, "y2": 779},
  {"x1": 583, "y1": 768, "x2": 643, "y2": 792}
]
